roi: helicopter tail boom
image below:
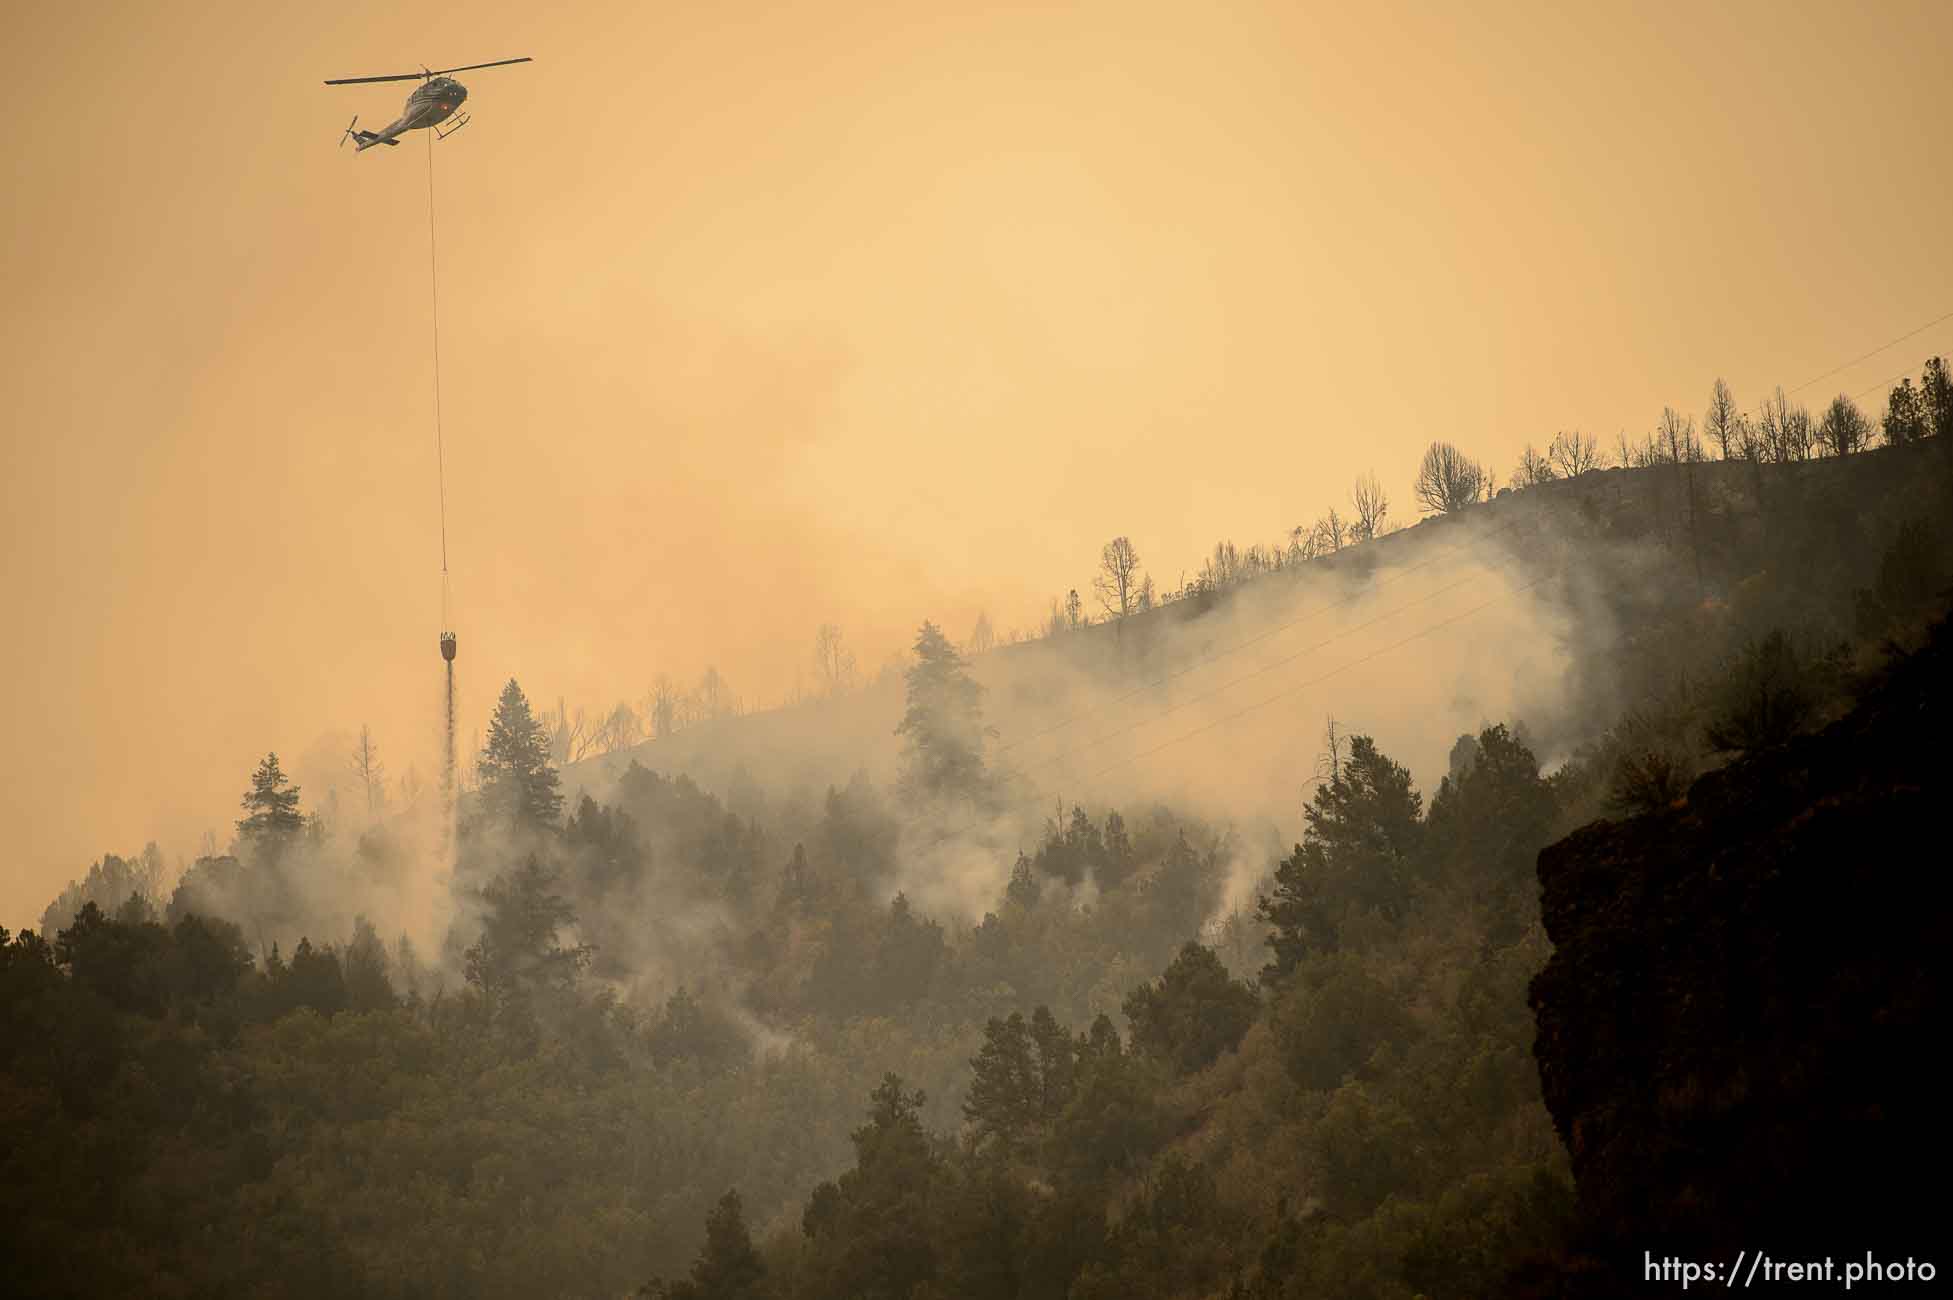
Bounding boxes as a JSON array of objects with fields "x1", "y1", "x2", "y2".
[{"x1": 339, "y1": 114, "x2": 401, "y2": 151}]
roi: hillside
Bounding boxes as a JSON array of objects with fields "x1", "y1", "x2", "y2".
[
  {"x1": 8, "y1": 435, "x2": 1950, "y2": 1300},
  {"x1": 568, "y1": 437, "x2": 1953, "y2": 835}
]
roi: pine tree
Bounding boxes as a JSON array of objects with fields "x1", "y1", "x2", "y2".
[
  {"x1": 237, "y1": 752, "x2": 305, "y2": 853},
  {"x1": 478, "y1": 679, "x2": 564, "y2": 830},
  {"x1": 1882, "y1": 379, "x2": 1929, "y2": 446},
  {"x1": 682, "y1": 1190, "x2": 764, "y2": 1299},
  {"x1": 964, "y1": 1012, "x2": 1040, "y2": 1153},
  {"x1": 894, "y1": 622, "x2": 991, "y2": 802},
  {"x1": 1122, "y1": 941, "x2": 1259, "y2": 1074},
  {"x1": 1030, "y1": 1005, "x2": 1077, "y2": 1122},
  {"x1": 1257, "y1": 735, "x2": 1422, "y2": 979},
  {"x1": 341, "y1": 916, "x2": 396, "y2": 1013},
  {"x1": 801, "y1": 1076, "x2": 939, "y2": 1297},
  {"x1": 1006, "y1": 852, "x2": 1040, "y2": 909},
  {"x1": 463, "y1": 856, "x2": 590, "y2": 1001},
  {"x1": 1922, "y1": 356, "x2": 1953, "y2": 440},
  {"x1": 286, "y1": 937, "x2": 347, "y2": 1016}
]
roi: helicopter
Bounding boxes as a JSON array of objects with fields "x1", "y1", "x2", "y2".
[{"x1": 326, "y1": 57, "x2": 532, "y2": 151}]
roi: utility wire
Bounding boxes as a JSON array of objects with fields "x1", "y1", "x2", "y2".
[
  {"x1": 1784, "y1": 308, "x2": 1953, "y2": 398},
  {"x1": 1073, "y1": 570, "x2": 1555, "y2": 787},
  {"x1": 1851, "y1": 364, "x2": 1926, "y2": 404},
  {"x1": 913, "y1": 563, "x2": 1558, "y2": 851},
  {"x1": 1007, "y1": 526, "x2": 1549, "y2": 777},
  {"x1": 1003, "y1": 311, "x2": 1945, "y2": 769},
  {"x1": 997, "y1": 508, "x2": 1541, "y2": 759},
  {"x1": 914, "y1": 312, "x2": 1946, "y2": 852}
]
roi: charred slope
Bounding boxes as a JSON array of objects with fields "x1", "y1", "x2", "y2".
[{"x1": 1528, "y1": 612, "x2": 1950, "y2": 1276}]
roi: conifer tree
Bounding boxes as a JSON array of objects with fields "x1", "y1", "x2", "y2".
[
  {"x1": 1922, "y1": 356, "x2": 1953, "y2": 440},
  {"x1": 463, "y1": 856, "x2": 590, "y2": 1001},
  {"x1": 1122, "y1": 941, "x2": 1259, "y2": 1074},
  {"x1": 650, "y1": 1189, "x2": 764, "y2": 1300},
  {"x1": 965, "y1": 1012, "x2": 1039, "y2": 1153},
  {"x1": 237, "y1": 752, "x2": 305, "y2": 855},
  {"x1": 478, "y1": 679, "x2": 564, "y2": 830},
  {"x1": 1257, "y1": 735, "x2": 1422, "y2": 978},
  {"x1": 895, "y1": 622, "x2": 992, "y2": 802}
]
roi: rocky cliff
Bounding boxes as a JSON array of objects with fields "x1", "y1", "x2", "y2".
[{"x1": 1528, "y1": 613, "x2": 1950, "y2": 1284}]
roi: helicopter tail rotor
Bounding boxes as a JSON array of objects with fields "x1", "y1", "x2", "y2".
[{"x1": 339, "y1": 114, "x2": 359, "y2": 148}]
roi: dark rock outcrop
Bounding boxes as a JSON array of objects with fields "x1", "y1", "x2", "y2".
[{"x1": 1529, "y1": 615, "x2": 1950, "y2": 1278}]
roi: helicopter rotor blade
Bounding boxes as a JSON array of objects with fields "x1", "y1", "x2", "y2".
[
  {"x1": 427, "y1": 56, "x2": 532, "y2": 76},
  {"x1": 324, "y1": 71, "x2": 426, "y2": 85},
  {"x1": 324, "y1": 56, "x2": 529, "y2": 86}
]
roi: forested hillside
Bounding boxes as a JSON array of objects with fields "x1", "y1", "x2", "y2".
[{"x1": 6, "y1": 373, "x2": 1951, "y2": 1298}]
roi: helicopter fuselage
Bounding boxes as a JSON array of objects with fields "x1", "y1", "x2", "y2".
[{"x1": 350, "y1": 77, "x2": 469, "y2": 150}]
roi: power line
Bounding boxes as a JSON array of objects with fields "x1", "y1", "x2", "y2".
[
  {"x1": 996, "y1": 508, "x2": 1541, "y2": 759},
  {"x1": 1073, "y1": 570, "x2": 1555, "y2": 787},
  {"x1": 1005, "y1": 527, "x2": 1549, "y2": 779},
  {"x1": 913, "y1": 562, "x2": 1558, "y2": 852},
  {"x1": 1850, "y1": 364, "x2": 1924, "y2": 404},
  {"x1": 917, "y1": 312, "x2": 1945, "y2": 853},
  {"x1": 1784, "y1": 308, "x2": 1953, "y2": 398},
  {"x1": 1012, "y1": 313, "x2": 1946, "y2": 769}
]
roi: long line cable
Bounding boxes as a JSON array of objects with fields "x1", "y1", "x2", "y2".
[
  {"x1": 427, "y1": 126, "x2": 458, "y2": 848},
  {"x1": 426, "y1": 127, "x2": 450, "y2": 584}
]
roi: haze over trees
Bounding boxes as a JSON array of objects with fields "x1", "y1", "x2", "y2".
[
  {"x1": 894, "y1": 620, "x2": 993, "y2": 804},
  {"x1": 5, "y1": 351, "x2": 1951, "y2": 1297}
]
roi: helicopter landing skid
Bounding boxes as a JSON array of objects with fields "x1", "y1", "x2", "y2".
[{"x1": 436, "y1": 113, "x2": 471, "y2": 140}]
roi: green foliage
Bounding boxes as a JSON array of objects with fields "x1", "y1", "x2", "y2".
[
  {"x1": 647, "y1": 986, "x2": 748, "y2": 1071},
  {"x1": 286, "y1": 936, "x2": 348, "y2": 1016},
  {"x1": 480, "y1": 678, "x2": 565, "y2": 830},
  {"x1": 1122, "y1": 941, "x2": 1258, "y2": 1075},
  {"x1": 800, "y1": 1075, "x2": 941, "y2": 1300},
  {"x1": 647, "y1": 1189, "x2": 765, "y2": 1300},
  {"x1": 1924, "y1": 356, "x2": 1953, "y2": 439},
  {"x1": 342, "y1": 915, "x2": 397, "y2": 1013},
  {"x1": 39, "y1": 844, "x2": 166, "y2": 936},
  {"x1": 1426, "y1": 724, "x2": 1554, "y2": 943},
  {"x1": 464, "y1": 856, "x2": 592, "y2": 1004},
  {"x1": 1703, "y1": 630, "x2": 1830, "y2": 755},
  {"x1": 1258, "y1": 736, "x2": 1422, "y2": 977},
  {"x1": 1030, "y1": 805, "x2": 1135, "y2": 888},
  {"x1": 1270, "y1": 956, "x2": 1414, "y2": 1092},
  {"x1": 1855, "y1": 517, "x2": 1948, "y2": 639},
  {"x1": 963, "y1": 1011, "x2": 1041, "y2": 1154},
  {"x1": 1882, "y1": 377, "x2": 1930, "y2": 445},
  {"x1": 895, "y1": 621, "x2": 992, "y2": 803},
  {"x1": 237, "y1": 751, "x2": 305, "y2": 852},
  {"x1": 1070, "y1": 1155, "x2": 1235, "y2": 1300},
  {"x1": 1049, "y1": 1013, "x2": 1166, "y2": 1191}
]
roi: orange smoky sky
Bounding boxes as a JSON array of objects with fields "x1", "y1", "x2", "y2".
[{"x1": 3, "y1": 0, "x2": 1950, "y2": 927}]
